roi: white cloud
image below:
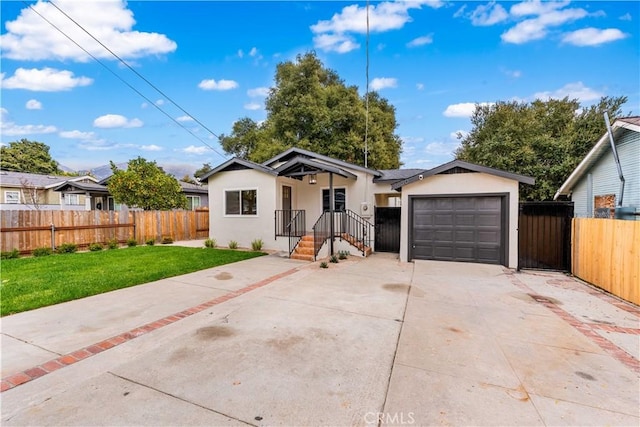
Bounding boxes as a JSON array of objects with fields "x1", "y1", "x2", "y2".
[
  {"x1": 25, "y1": 99, "x2": 42, "y2": 110},
  {"x1": 407, "y1": 35, "x2": 433, "y2": 47},
  {"x1": 450, "y1": 130, "x2": 469, "y2": 139},
  {"x1": 177, "y1": 115, "x2": 194, "y2": 122},
  {"x1": 1, "y1": 68, "x2": 93, "y2": 91},
  {"x1": 371, "y1": 77, "x2": 398, "y2": 90},
  {"x1": 141, "y1": 144, "x2": 162, "y2": 151},
  {"x1": 311, "y1": 1, "x2": 442, "y2": 53},
  {"x1": 533, "y1": 82, "x2": 603, "y2": 102},
  {"x1": 155, "y1": 99, "x2": 165, "y2": 106},
  {"x1": 182, "y1": 145, "x2": 210, "y2": 155},
  {"x1": 244, "y1": 102, "x2": 262, "y2": 111},
  {"x1": 424, "y1": 140, "x2": 460, "y2": 156},
  {"x1": 562, "y1": 28, "x2": 628, "y2": 46},
  {"x1": 619, "y1": 13, "x2": 632, "y2": 21},
  {"x1": 237, "y1": 49, "x2": 244, "y2": 58},
  {"x1": 198, "y1": 79, "x2": 239, "y2": 91},
  {"x1": 0, "y1": 110, "x2": 57, "y2": 136},
  {"x1": 401, "y1": 136, "x2": 425, "y2": 144},
  {"x1": 509, "y1": 0, "x2": 570, "y2": 18},
  {"x1": 249, "y1": 47, "x2": 259, "y2": 57},
  {"x1": 416, "y1": 83, "x2": 424, "y2": 90},
  {"x1": 443, "y1": 102, "x2": 493, "y2": 118},
  {"x1": 59, "y1": 130, "x2": 96, "y2": 140},
  {"x1": 93, "y1": 114, "x2": 143, "y2": 129},
  {"x1": 502, "y1": 68, "x2": 522, "y2": 78},
  {"x1": 247, "y1": 87, "x2": 270, "y2": 97},
  {"x1": 0, "y1": 0, "x2": 176, "y2": 62},
  {"x1": 501, "y1": 6, "x2": 588, "y2": 44},
  {"x1": 469, "y1": 2, "x2": 508, "y2": 26}
]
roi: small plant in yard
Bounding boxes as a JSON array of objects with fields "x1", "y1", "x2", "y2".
[
  {"x1": 1, "y1": 249, "x2": 20, "y2": 259},
  {"x1": 228, "y1": 240, "x2": 238, "y2": 249},
  {"x1": 329, "y1": 255, "x2": 339, "y2": 263},
  {"x1": 127, "y1": 238, "x2": 137, "y2": 247},
  {"x1": 204, "y1": 238, "x2": 216, "y2": 248},
  {"x1": 107, "y1": 239, "x2": 119, "y2": 249},
  {"x1": 161, "y1": 236, "x2": 174, "y2": 244},
  {"x1": 57, "y1": 243, "x2": 78, "y2": 254},
  {"x1": 88, "y1": 242, "x2": 103, "y2": 252},
  {"x1": 338, "y1": 250, "x2": 349, "y2": 260},
  {"x1": 146, "y1": 238, "x2": 155, "y2": 246},
  {"x1": 319, "y1": 261, "x2": 329, "y2": 269},
  {"x1": 32, "y1": 247, "x2": 53, "y2": 257},
  {"x1": 251, "y1": 238, "x2": 264, "y2": 251}
]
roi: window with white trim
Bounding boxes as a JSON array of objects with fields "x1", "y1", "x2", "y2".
[
  {"x1": 4, "y1": 191, "x2": 20, "y2": 204},
  {"x1": 187, "y1": 195, "x2": 201, "y2": 210},
  {"x1": 225, "y1": 189, "x2": 257, "y2": 215},
  {"x1": 66, "y1": 194, "x2": 80, "y2": 205}
]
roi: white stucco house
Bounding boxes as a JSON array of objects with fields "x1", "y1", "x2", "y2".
[{"x1": 201, "y1": 147, "x2": 534, "y2": 268}]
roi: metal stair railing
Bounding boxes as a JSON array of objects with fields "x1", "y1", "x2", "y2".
[
  {"x1": 275, "y1": 210, "x2": 306, "y2": 257},
  {"x1": 341, "y1": 209, "x2": 374, "y2": 256}
]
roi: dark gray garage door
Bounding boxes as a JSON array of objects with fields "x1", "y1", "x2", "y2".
[{"x1": 411, "y1": 196, "x2": 504, "y2": 265}]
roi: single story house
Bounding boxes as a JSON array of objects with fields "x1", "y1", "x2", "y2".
[
  {"x1": 201, "y1": 148, "x2": 534, "y2": 267},
  {"x1": 54, "y1": 178, "x2": 208, "y2": 211},
  {"x1": 554, "y1": 116, "x2": 639, "y2": 220},
  {"x1": 0, "y1": 171, "x2": 97, "y2": 210}
]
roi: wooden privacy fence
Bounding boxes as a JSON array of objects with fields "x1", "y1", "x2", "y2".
[
  {"x1": 0, "y1": 209, "x2": 209, "y2": 253},
  {"x1": 572, "y1": 218, "x2": 640, "y2": 305}
]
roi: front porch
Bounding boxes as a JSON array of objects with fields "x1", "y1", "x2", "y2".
[{"x1": 274, "y1": 209, "x2": 373, "y2": 261}]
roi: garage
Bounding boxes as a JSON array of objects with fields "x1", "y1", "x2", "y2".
[
  {"x1": 392, "y1": 160, "x2": 535, "y2": 268},
  {"x1": 410, "y1": 195, "x2": 505, "y2": 264}
]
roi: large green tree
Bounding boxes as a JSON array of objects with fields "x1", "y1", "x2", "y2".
[
  {"x1": 220, "y1": 52, "x2": 402, "y2": 169},
  {"x1": 0, "y1": 139, "x2": 62, "y2": 174},
  {"x1": 455, "y1": 96, "x2": 628, "y2": 201},
  {"x1": 108, "y1": 157, "x2": 187, "y2": 210}
]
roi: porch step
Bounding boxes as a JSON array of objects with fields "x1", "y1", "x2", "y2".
[
  {"x1": 341, "y1": 233, "x2": 373, "y2": 256},
  {"x1": 290, "y1": 234, "x2": 316, "y2": 261},
  {"x1": 291, "y1": 253, "x2": 315, "y2": 262}
]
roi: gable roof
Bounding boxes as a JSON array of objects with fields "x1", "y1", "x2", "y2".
[
  {"x1": 554, "y1": 116, "x2": 640, "y2": 200},
  {"x1": 54, "y1": 181, "x2": 110, "y2": 193},
  {"x1": 199, "y1": 157, "x2": 277, "y2": 181},
  {"x1": 275, "y1": 156, "x2": 358, "y2": 180},
  {"x1": 391, "y1": 159, "x2": 535, "y2": 191},
  {"x1": 263, "y1": 147, "x2": 382, "y2": 177},
  {"x1": 0, "y1": 171, "x2": 97, "y2": 189}
]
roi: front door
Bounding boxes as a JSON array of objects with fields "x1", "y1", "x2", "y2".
[{"x1": 282, "y1": 186, "x2": 292, "y2": 231}]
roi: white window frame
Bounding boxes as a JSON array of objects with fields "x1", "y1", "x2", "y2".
[
  {"x1": 66, "y1": 194, "x2": 80, "y2": 205},
  {"x1": 224, "y1": 188, "x2": 258, "y2": 217},
  {"x1": 4, "y1": 190, "x2": 20, "y2": 204},
  {"x1": 187, "y1": 195, "x2": 201, "y2": 211}
]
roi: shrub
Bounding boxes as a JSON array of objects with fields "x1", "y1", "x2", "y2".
[
  {"x1": 1, "y1": 249, "x2": 20, "y2": 259},
  {"x1": 146, "y1": 238, "x2": 155, "y2": 246},
  {"x1": 319, "y1": 262, "x2": 329, "y2": 269},
  {"x1": 204, "y1": 238, "x2": 216, "y2": 248},
  {"x1": 57, "y1": 243, "x2": 78, "y2": 254},
  {"x1": 127, "y1": 238, "x2": 137, "y2": 247},
  {"x1": 228, "y1": 240, "x2": 238, "y2": 249},
  {"x1": 88, "y1": 242, "x2": 103, "y2": 252},
  {"x1": 329, "y1": 255, "x2": 339, "y2": 263},
  {"x1": 32, "y1": 247, "x2": 52, "y2": 257},
  {"x1": 251, "y1": 238, "x2": 264, "y2": 251},
  {"x1": 161, "y1": 236, "x2": 174, "y2": 244},
  {"x1": 338, "y1": 251, "x2": 348, "y2": 260},
  {"x1": 107, "y1": 239, "x2": 119, "y2": 250}
]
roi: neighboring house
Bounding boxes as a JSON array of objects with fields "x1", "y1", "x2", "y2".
[
  {"x1": 554, "y1": 116, "x2": 640, "y2": 220},
  {"x1": 0, "y1": 170, "x2": 208, "y2": 211},
  {"x1": 201, "y1": 147, "x2": 534, "y2": 267},
  {"x1": 53, "y1": 178, "x2": 208, "y2": 211},
  {"x1": 0, "y1": 171, "x2": 97, "y2": 210}
]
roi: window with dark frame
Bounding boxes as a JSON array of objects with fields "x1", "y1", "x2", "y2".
[
  {"x1": 225, "y1": 190, "x2": 257, "y2": 215},
  {"x1": 322, "y1": 188, "x2": 346, "y2": 212}
]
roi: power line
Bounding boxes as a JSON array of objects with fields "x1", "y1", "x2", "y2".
[{"x1": 22, "y1": 0, "x2": 227, "y2": 160}]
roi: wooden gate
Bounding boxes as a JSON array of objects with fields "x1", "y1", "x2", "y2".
[
  {"x1": 375, "y1": 207, "x2": 401, "y2": 253},
  {"x1": 518, "y1": 202, "x2": 574, "y2": 271}
]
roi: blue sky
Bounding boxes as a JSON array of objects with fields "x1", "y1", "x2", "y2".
[{"x1": 1, "y1": 0, "x2": 638, "y2": 175}]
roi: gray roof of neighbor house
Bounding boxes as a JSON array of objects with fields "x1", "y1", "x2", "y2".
[
  {"x1": 554, "y1": 116, "x2": 640, "y2": 199},
  {"x1": 374, "y1": 169, "x2": 425, "y2": 183},
  {"x1": 391, "y1": 159, "x2": 535, "y2": 191},
  {"x1": 0, "y1": 171, "x2": 97, "y2": 188},
  {"x1": 263, "y1": 147, "x2": 382, "y2": 177},
  {"x1": 179, "y1": 181, "x2": 208, "y2": 194},
  {"x1": 53, "y1": 181, "x2": 110, "y2": 193}
]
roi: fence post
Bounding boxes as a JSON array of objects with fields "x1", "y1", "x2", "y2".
[{"x1": 50, "y1": 223, "x2": 55, "y2": 250}]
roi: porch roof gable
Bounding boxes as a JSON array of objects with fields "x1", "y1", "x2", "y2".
[
  {"x1": 275, "y1": 156, "x2": 357, "y2": 180},
  {"x1": 263, "y1": 147, "x2": 382, "y2": 177}
]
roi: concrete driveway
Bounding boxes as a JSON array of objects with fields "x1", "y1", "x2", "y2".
[{"x1": 1, "y1": 253, "x2": 638, "y2": 426}]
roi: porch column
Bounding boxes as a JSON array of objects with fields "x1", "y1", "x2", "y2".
[
  {"x1": 329, "y1": 172, "x2": 334, "y2": 256},
  {"x1": 85, "y1": 194, "x2": 92, "y2": 211}
]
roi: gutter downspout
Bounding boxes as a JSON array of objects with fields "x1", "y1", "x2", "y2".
[{"x1": 604, "y1": 112, "x2": 625, "y2": 207}]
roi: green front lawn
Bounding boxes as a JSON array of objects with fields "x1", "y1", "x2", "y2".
[{"x1": 0, "y1": 246, "x2": 265, "y2": 316}]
